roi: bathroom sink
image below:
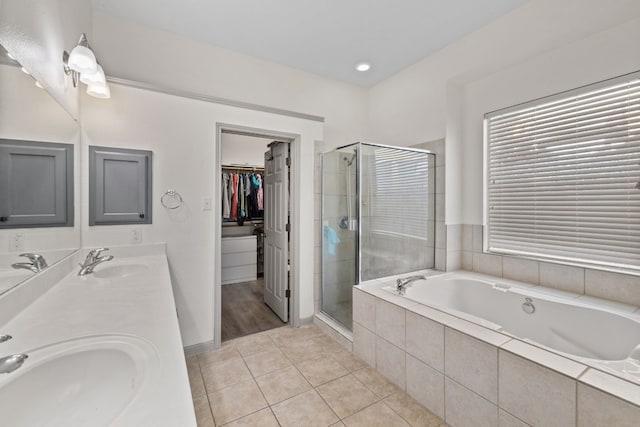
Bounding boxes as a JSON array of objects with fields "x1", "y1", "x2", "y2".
[
  {"x1": 0, "y1": 334, "x2": 158, "y2": 427},
  {"x1": 0, "y1": 269, "x2": 33, "y2": 293},
  {"x1": 92, "y1": 263, "x2": 149, "y2": 279}
]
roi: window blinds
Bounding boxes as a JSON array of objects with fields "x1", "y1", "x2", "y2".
[
  {"x1": 369, "y1": 147, "x2": 433, "y2": 240},
  {"x1": 486, "y1": 72, "x2": 640, "y2": 270}
]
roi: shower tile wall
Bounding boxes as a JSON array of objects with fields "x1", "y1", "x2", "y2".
[{"x1": 410, "y1": 139, "x2": 458, "y2": 271}]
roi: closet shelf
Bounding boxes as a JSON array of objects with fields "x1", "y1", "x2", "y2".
[{"x1": 222, "y1": 164, "x2": 264, "y2": 172}]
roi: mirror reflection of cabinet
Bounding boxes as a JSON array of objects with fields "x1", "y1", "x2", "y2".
[
  {"x1": 0, "y1": 45, "x2": 81, "y2": 295},
  {"x1": 88, "y1": 146, "x2": 152, "y2": 225},
  {"x1": 0, "y1": 139, "x2": 74, "y2": 228}
]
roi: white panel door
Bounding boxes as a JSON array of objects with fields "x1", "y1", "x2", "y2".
[{"x1": 263, "y1": 142, "x2": 289, "y2": 322}]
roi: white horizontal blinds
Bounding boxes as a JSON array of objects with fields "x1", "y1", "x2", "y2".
[
  {"x1": 370, "y1": 147, "x2": 433, "y2": 240},
  {"x1": 487, "y1": 74, "x2": 640, "y2": 269}
]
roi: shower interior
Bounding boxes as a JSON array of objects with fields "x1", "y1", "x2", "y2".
[{"x1": 321, "y1": 142, "x2": 436, "y2": 330}]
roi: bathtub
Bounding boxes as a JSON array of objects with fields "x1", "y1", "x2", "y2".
[{"x1": 383, "y1": 272, "x2": 640, "y2": 363}]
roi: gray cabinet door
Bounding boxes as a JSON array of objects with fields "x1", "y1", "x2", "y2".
[
  {"x1": 0, "y1": 139, "x2": 74, "y2": 228},
  {"x1": 89, "y1": 146, "x2": 152, "y2": 225}
]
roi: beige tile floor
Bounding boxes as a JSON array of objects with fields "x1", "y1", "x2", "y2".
[{"x1": 187, "y1": 324, "x2": 449, "y2": 427}]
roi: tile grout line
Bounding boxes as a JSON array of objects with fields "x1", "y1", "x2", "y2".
[
  {"x1": 197, "y1": 324, "x2": 446, "y2": 427},
  {"x1": 194, "y1": 355, "x2": 217, "y2": 426},
  {"x1": 241, "y1": 335, "x2": 283, "y2": 427}
]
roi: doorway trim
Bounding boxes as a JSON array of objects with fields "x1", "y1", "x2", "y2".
[{"x1": 215, "y1": 123, "x2": 301, "y2": 349}]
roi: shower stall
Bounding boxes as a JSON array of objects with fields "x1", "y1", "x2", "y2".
[{"x1": 321, "y1": 142, "x2": 436, "y2": 330}]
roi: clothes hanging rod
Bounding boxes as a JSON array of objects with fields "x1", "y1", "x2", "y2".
[{"x1": 221, "y1": 164, "x2": 264, "y2": 172}]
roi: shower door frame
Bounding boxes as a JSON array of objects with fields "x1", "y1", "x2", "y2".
[{"x1": 321, "y1": 141, "x2": 436, "y2": 330}]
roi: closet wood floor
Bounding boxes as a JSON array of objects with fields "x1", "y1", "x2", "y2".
[{"x1": 222, "y1": 278, "x2": 285, "y2": 342}]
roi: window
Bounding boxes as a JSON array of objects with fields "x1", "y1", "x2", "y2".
[{"x1": 485, "y1": 71, "x2": 640, "y2": 270}]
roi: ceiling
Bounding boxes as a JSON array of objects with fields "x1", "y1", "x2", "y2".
[{"x1": 91, "y1": 0, "x2": 528, "y2": 87}]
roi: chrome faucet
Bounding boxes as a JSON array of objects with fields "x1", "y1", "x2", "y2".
[
  {"x1": 0, "y1": 354, "x2": 28, "y2": 374},
  {"x1": 396, "y1": 275, "x2": 426, "y2": 295},
  {"x1": 0, "y1": 334, "x2": 27, "y2": 374},
  {"x1": 78, "y1": 248, "x2": 113, "y2": 276},
  {"x1": 11, "y1": 253, "x2": 48, "y2": 273}
]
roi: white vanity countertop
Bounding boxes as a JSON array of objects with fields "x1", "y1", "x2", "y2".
[{"x1": 0, "y1": 244, "x2": 196, "y2": 426}]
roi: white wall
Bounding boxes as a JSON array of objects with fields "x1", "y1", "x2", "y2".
[
  {"x1": 0, "y1": 0, "x2": 93, "y2": 119},
  {"x1": 91, "y1": 11, "x2": 367, "y2": 150},
  {"x1": 461, "y1": 17, "x2": 640, "y2": 225},
  {"x1": 366, "y1": 0, "x2": 640, "y2": 225},
  {"x1": 221, "y1": 133, "x2": 271, "y2": 167},
  {"x1": 81, "y1": 83, "x2": 322, "y2": 346}
]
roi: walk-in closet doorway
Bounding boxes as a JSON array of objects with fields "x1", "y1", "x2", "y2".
[{"x1": 215, "y1": 125, "x2": 297, "y2": 345}]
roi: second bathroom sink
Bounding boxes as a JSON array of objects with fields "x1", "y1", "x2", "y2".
[
  {"x1": 0, "y1": 334, "x2": 158, "y2": 427},
  {"x1": 92, "y1": 263, "x2": 149, "y2": 279}
]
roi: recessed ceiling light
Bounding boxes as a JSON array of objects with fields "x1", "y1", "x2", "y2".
[
  {"x1": 6, "y1": 52, "x2": 16, "y2": 60},
  {"x1": 35, "y1": 81, "x2": 44, "y2": 89},
  {"x1": 21, "y1": 67, "x2": 30, "y2": 75},
  {"x1": 355, "y1": 62, "x2": 371, "y2": 72}
]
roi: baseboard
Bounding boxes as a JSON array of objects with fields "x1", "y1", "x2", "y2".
[
  {"x1": 299, "y1": 315, "x2": 314, "y2": 326},
  {"x1": 183, "y1": 340, "x2": 217, "y2": 357}
]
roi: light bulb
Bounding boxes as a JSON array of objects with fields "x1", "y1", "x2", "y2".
[
  {"x1": 87, "y1": 83, "x2": 110, "y2": 99},
  {"x1": 68, "y1": 45, "x2": 97, "y2": 74},
  {"x1": 80, "y1": 64, "x2": 106, "y2": 86}
]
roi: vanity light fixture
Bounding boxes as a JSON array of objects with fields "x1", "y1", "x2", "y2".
[
  {"x1": 355, "y1": 62, "x2": 371, "y2": 72},
  {"x1": 80, "y1": 63, "x2": 106, "y2": 85},
  {"x1": 86, "y1": 83, "x2": 110, "y2": 99},
  {"x1": 66, "y1": 33, "x2": 96, "y2": 74},
  {"x1": 63, "y1": 33, "x2": 110, "y2": 99}
]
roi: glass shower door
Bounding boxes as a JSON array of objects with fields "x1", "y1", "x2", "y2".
[
  {"x1": 321, "y1": 146, "x2": 358, "y2": 330},
  {"x1": 359, "y1": 144, "x2": 435, "y2": 281}
]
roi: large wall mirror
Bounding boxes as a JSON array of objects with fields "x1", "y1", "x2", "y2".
[{"x1": 0, "y1": 44, "x2": 80, "y2": 295}]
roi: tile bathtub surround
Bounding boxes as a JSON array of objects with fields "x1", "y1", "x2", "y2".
[
  {"x1": 460, "y1": 224, "x2": 640, "y2": 307},
  {"x1": 444, "y1": 328, "x2": 498, "y2": 404},
  {"x1": 353, "y1": 281, "x2": 640, "y2": 427},
  {"x1": 187, "y1": 324, "x2": 448, "y2": 427}
]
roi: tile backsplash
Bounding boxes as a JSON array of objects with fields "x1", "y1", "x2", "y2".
[{"x1": 458, "y1": 224, "x2": 640, "y2": 307}]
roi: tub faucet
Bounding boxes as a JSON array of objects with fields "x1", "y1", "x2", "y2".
[
  {"x1": 11, "y1": 253, "x2": 48, "y2": 273},
  {"x1": 78, "y1": 248, "x2": 113, "y2": 276},
  {"x1": 396, "y1": 275, "x2": 426, "y2": 295}
]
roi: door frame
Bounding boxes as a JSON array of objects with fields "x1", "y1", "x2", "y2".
[{"x1": 214, "y1": 123, "x2": 300, "y2": 348}]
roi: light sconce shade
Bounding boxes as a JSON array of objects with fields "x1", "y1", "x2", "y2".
[
  {"x1": 63, "y1": 33, "x2": 110, "y2": 98},
  {"x1": 67, "y1": 45, "x2": 97, "y2": 74},
  {"x1": 87, "y1": 83, "x2": 110, "y2": 99},
  {"x1": 80, "y1": 64, "x2": 106, "y2": 86}
]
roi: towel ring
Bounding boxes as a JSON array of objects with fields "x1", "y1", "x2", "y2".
[{"x1": 161, "y1": 189, "x2": 183, "y2": 209}]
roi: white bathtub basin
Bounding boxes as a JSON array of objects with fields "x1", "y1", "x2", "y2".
[
  {"x1": 0, "y1": 334, "x2": 158, "y2": 427},
  {"x1": 385, "y1": 274, "x2": 640, "y2": 361}
]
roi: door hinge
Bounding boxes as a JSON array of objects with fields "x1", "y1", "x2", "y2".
[
  {"x1": 285, "y1": 223, "x2": 290, "y2": 232},
  {"x1": 285, "y1": 289, "x2": 291, "y2": 298},
  {"x1": 285, "y1": 157, "x2": 291, "y2": 167}
]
